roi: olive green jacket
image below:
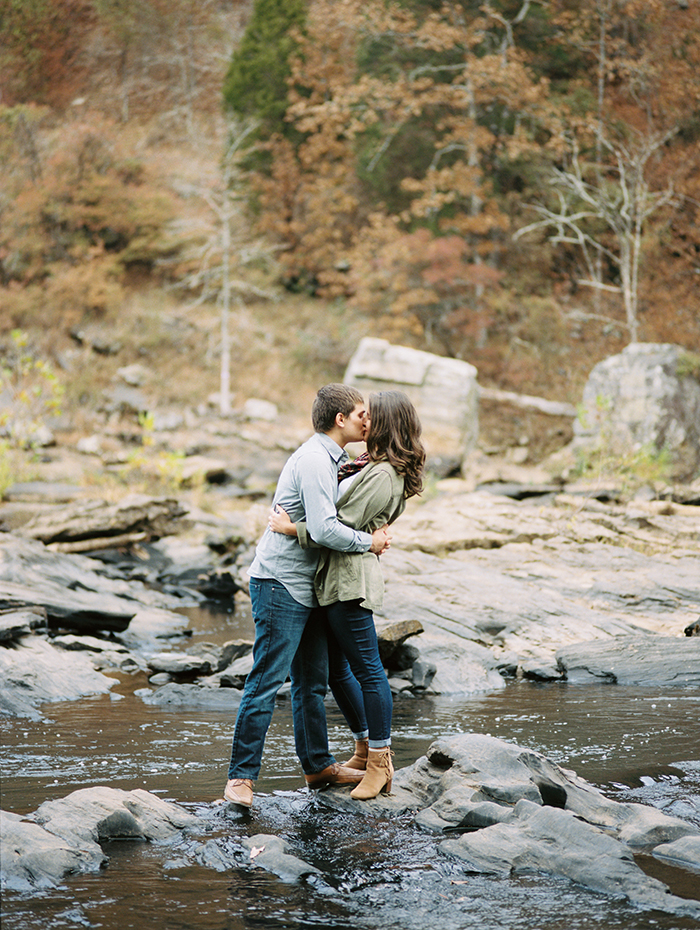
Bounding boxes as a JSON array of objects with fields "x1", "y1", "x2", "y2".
[{"x1": 297, "y1": 461, "x2": 405, "y2": 611}]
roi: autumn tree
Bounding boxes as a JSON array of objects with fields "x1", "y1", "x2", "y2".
[
  {"x1": 516, "y1": 0, "x2": 700, "y2": 343},
  {"x1": 90, "y1": 0, "x2": 234, "y2": 128},
  {"x1": 0, "y1": 0, "x2": 94, "y2": 107},
  {"x1": 0, "y1": 114, "x2": 178, "y2": 328},
  {"x1": 262, "y1": 1, "x2": 555, "y2": 352}
]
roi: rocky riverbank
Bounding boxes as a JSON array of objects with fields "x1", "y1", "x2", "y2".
[
  {"x1": 3, "y1": 733, "x2": 700, "y2": 919},
  {"x1": 1, "y1": 457, "x2": 699, "y2": 915}
]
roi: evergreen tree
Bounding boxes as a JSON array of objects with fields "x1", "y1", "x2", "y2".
[{"x1": 222, "y1": 0, "x2": 307, "y2": 139}]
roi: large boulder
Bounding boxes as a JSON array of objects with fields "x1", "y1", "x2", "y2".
[
  {"x1": 573, "y1": 343, "x2": 700, "y2": 479},
  {"x1": 344, "y1": 337, "x2": 478, "y2": 474}
]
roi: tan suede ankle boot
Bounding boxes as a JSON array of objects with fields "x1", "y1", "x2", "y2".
[
  {"x1": 344, "y1": 738, "x2": 369, "y2": 771},
  {"x1": 350, "y1": 747, "x2": 394, "y2": 800}
]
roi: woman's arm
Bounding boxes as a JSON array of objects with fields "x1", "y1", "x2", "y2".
[
  {"x1": 268, "y1": 506, "x2": 319, "y2": 549},
  {"x1": 268, "y1": 505, "x2": 297, "y2": 536}
]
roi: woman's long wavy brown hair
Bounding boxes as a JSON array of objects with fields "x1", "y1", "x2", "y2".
[{"x1": 366, "y1": 391, "x2": 426, "y2": 499}]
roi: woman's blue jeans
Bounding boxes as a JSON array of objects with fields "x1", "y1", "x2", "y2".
[
  {"x1": 228, "y1": 578, "x2": 335, "y2": 780},
  {"x1": 326, "y1": 599, "x2": 392, "y2": 747}
]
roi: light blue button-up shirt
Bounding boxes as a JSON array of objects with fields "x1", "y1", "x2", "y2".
[{"x1": 248, "y1": 432, "x2": 372, "y2": 607}]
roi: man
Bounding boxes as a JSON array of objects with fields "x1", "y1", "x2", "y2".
[{"x1": 224, "y1": 384, "x2": 391, "y2": 808}]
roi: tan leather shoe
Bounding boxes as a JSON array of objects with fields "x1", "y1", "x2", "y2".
[
  {"x1": 223, "y1": 778, "x2": 254, "y2": 807},
  {"x1": 304, "y1": 762, "x2": 364, "y2": 788}
]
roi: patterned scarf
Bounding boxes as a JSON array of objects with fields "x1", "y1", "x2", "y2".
[{"x1": 337, "y1": 450, "x2": 370, "y2": 482}]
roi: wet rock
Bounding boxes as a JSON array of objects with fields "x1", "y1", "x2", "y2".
[
  {"x1": 440, "y1": 800, "x2": 692, "y2": 914},
  {"x1": 241, "y1": 834, "x2": 321, "y2": 882},
  {"x1": 136, "y1": 682, "x2": 243, "y2": 710},
  {"x1": 411, "y1": 657, "x2": 437, "y2": 690},
  {"x1": 652, "y1": 835, "x2": 700, "y2": 871},
  {"x1": 219, "y1": 639, "x2": 254, "y2": 669},
  {"x1": 315, "y1": 733, "x2": 700, "y2": 915},
  {"x1": 0, "y1": 606, "x2": 47, "y2": 642},
  {"x1": 0, "y1": 809, "x2": 106, "y2": 891},
  {"x1": 146, "y1": 651, "x2": 214, "y2": 676},
  {"x1": 0, "y1": 636, "x2": 117, "y2": 719},
  {"x1": 218, "y1": 652, "x2": 254, "y2": 687},
  {"x1": 556, "y1": 635, "x2": 700, "y2": 686},
  {"x1": 1, "y1": 787, "x2": 200, "y2": 891},
  {"x1": 519, "y1": 660, "x2": 563, "y2": 681},
  {"x1": 30, "y1": 786, "x2": 199, "y2": 847}
]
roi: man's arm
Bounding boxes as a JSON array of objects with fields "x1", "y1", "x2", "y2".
[
  {"x1": 270, "y1": 506, "x2": 391, "y2": 554},
  {"x1": 296, "y1": 449, "x2": 373, "y2": 553}
]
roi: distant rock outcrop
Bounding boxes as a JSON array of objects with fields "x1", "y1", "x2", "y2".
[
  {"x1": 345, "y1": 337, "x2": 478, "y2": 475},
  {"x1": 574, "y1": 343, "x2": 700, "y2": 479}
]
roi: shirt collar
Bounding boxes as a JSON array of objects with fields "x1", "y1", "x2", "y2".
[{"x1": 315, "y1": 431, "x2": 349, "y2": 465}]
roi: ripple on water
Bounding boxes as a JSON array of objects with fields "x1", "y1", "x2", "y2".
[{"x1": 2, "y1": 677, "x2": 699, "y2": 930}]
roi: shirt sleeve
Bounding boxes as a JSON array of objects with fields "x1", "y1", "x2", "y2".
[{"x1": 297, "y1": 450, "x2": 372, "y2": 552}]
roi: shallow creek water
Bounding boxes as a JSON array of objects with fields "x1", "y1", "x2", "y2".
[{"x1": 2, "y1": 601, "x2": 699, "y2": 930}]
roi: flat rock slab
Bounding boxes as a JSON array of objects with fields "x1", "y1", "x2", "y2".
[
  {"x1": 0, "y1": 637, "x2": 117, "y2": 719},
  {"x1": 0, "y1": 533, "x2": 190, "y2": 648},
  {"x1": 556, "y1": 635, "x2": 700, "y2": 685},
  {"x1": 315, "y1": 732, "x2": 700, "y2": 916}
]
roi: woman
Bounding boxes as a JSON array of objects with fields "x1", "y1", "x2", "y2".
[{"x1": 269, "y1": 390, "x2": 425, "y2": 799}]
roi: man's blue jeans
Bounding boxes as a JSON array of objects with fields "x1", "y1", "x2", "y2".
[{"x1": 227, "y1": 578, "x2": 335, "y2": 780}]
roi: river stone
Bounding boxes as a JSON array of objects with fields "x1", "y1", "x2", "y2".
[
  {"x1": 0, "y1": 809, "x2": 107, "y2": 891},
  {"x1": 146, "y1": 651, "x2": 213, "y2": 675},
  {"x1": 313, "y1": 733, "x2": 700, "y2": 914},
  {"x1": 219, "y1": 639, "x2": 254, "y2": 670},
  {"x1": 573, "y1": 343, "x2": 700, "y2": 480},
  {"x1": 30, "y1": 786, "x2": 199, "y2": 848},
  {"x1": 344, "y1": 337, "x2": 478, "y2": 469},
  {"x1": 416, "y1": 634, "x2": 505, "y2": 694},
  {"x1": 652, "y1": 835, "x2": 700, "y2": 871},
  {"x1": 439, "y1": 799, "x2": 697, "y2": 915},
  {"x1": 376, "y1": 618, "x2": 424, "y2": 665},
  {"x1": 241, "y1": 834, "x2": 321, "y2": 883},
  {"x1": 0, "y1": 606, "x2": 47, "y2": 641},
  {"x1": 411, "y1": 657, "x2": 437, "y2": 689},
  {"x1": 218, "y1": 652, "x2": 254, "y2": 687},
  {"x1": 0, "y1": 636, "x2": 116, "y2": 719},
  {"x1": 136, "y1": 682, "x2": 243, "y2": 709},
  {"x1": 556, "y1": 635, "x2": 700, "y2": 686}
]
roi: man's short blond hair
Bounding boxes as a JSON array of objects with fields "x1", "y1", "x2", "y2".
[{"x1": 312, "y1": 383, "x2": 364, "y2": 433}]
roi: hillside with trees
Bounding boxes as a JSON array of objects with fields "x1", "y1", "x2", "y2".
[{"x1": 1, "y1": 0, "x2": 699, "y2": 470}]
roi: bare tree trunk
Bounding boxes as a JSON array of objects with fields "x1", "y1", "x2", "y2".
[{"x1": 219, "y1": 199, "x2": 232, "y2": 416}]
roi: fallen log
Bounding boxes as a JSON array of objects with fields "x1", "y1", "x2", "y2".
[
  {"x1": 16, "y1": 494, "x2": 188, "y2": 546},
  {"x1": 478, "y1": 386, "x2": 576, "y2": 417}
]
